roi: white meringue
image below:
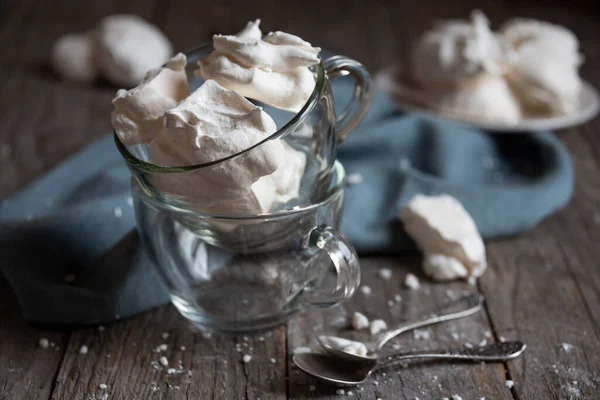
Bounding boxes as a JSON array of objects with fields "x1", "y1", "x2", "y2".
[
  {"x1": 500, "y1": 18, "x2": 581, "y2": 65},
  {"x1": 501, "y1": 18, "x2": 583, "y2": 116},
  {"x1": 196, "y1": 20, "x2": 321, "y2": 112},
  {"x1": 410, "y1": 10, "x2": 509, "y2": 87},
  {"x1": 51, "y1": 33, "x2": 98, "y2": 83},
  {"x1": 423, "y1": 254, "x2": 469, "y2": 281},
  {"x1": 426, "y1": 75, "x2": 521, "y2": 123},
  {"x1": 236, "y1": 19, "x2": 262, "y2": 40},
  {"x1": 149, "y1": 80, "x2": 284, "y2": 213},
  {"x1": 111, "y1": 53, "x2": 189, "y2": 146},
  {"x1": 507, "y1": 42, "x2": 582, "y2": 116},
  {"x1": 96, "y1": 14, "x2": 173, "y2": 87},
  {"x1": 399, "y1": 194, "x2": 487, "y2": 280},
  {"x1": 253, "y1": 141, "x2": 307, "y2": 205}
]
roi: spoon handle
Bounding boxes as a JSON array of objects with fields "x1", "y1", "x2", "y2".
[
  {"x1": 374, "y1": 293, "x2": 484, "y2": 351},
  {"x1": 380, "y1": 342, "x2": 526, "y2": 366}
]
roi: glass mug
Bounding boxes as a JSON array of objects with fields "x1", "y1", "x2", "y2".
[
  {"x1": 116, "y1": 45, "x2": 373, "y2": 332},
  {"x1": 116, "y1": 44, "x2": 374, "y2": 213},
  {"x1": 131, "y1": 161, "x2": 359, "y2": 333}
]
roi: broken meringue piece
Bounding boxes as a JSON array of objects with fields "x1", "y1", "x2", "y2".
[
  {"x1": 196, "y1": 20, "x2": 321, "y2": 112},
  {"x1": 111, "y1": 53, "x2": 189, "y2": 146},
  {"x1": 51, "y1": 33, "x2": 98, "y2": 83},
  {"x1": 96, "y1": 14, "x2": 173, "y2": 87},
  {"x1": 399, "y1": 194, "x2": 487, "y2": 281},
  {"x1": 409, "y1": 10, "x2": 510, "y2": 87}
]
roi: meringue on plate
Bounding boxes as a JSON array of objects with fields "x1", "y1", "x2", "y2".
[
  {"x1": 196, "y1": 19, "x2": 321, "y2": 113},
  {"x1": 501, "y1": 18, "x2": 583, "y2": 116},
  {"x1": 403, "y1": 10, "x2": 520, "y2": 123},
  {"x1": 423, "y1": 75, "x2": 521, "y2": 123},
  {"x1": 409, "y1": 10, "x2": 510, "y2": 88}
]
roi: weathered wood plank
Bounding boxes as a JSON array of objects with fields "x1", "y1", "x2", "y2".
[
  {"x1": 50, "y1": 304, "x2": 287, "y2": 400},
  {"x1": 480, "y1": 125, "x2": 600, "y2": 399},
  {"x1": 287, "y1": 259, "x2": 512, "y2": 400},
  {"x1": 0, "y1": 281, "x2": 69, "y2": 400}
]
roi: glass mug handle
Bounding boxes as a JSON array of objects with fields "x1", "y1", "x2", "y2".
[
  {"x1": 324, "y1": 56, "x2": 375, "y2": 144},
  {"x1": 300, "y1": 225, "x2": 361, "y2": 307}
]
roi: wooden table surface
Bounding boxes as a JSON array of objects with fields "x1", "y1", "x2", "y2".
[{"x1": 1, "y1": 0, "x2": 599, "y2": 399}]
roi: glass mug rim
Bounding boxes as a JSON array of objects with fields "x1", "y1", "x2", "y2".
[
  {"x1": 115, "y1": 43, "x2": 327, "y2": 174},
  {"x1": 134, "y1": 160, "x2": 347, "y2": 221}
]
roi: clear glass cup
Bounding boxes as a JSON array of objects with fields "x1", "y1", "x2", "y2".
[
  {"x1": 115, "y1": 44, "x2": 373, "y2": 213},
  {"x1": 115, "y1": 45, "x2": 371, "y2": 333},
  {"x1": 132, "y1": 161, "x2": 359, "y2": 333}
]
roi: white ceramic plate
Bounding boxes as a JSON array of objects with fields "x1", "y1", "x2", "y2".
[{"x1": 375, "y1": 67, "x2": 600, "y2": 133}]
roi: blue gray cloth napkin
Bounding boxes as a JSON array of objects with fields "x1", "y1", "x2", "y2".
[{"x1": 0, "y1": 80, "x2": 573, "y2": 324}]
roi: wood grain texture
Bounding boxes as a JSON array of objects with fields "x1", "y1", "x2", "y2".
[
  {"x1": 50, "y1": 305, "x2": 287, "y2": 400},
  {"x1": 0, "y1": 281, "x2": 69, "y2": 400},
  {"x1": 1, "y1": 0, "x2": 600, "y2": 399}
]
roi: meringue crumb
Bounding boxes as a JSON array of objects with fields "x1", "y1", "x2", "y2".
[
  {"x1": 387, "y1": 300, "x2": 394, "y2": 307},
  {"x1": 309, "y1": 385, "x2": 316, "y2": 391},
  {"x1": 369, "y1": 319, "x2": 388, "y2": 335},
  {"x1": 561, "y1": 342, "x2": 574, "y2": 352},
  {"x1": 499, "y1": 336, "x2": 506, "y2": 342},
  {"x1": 180, "y1": 346, "x2": 186, "y2": 351},
  {"x1": 404, "y1": 273, "x2": 420, "y2": 289},
  {"x1": 399, "y1": 158, "x2": 411, "y2": 170},
  {"x1": 270, "y1": 358, "x2": 276, "y2": 364},
  {"x1": 39, "y1": 338, "x2": 49, "y2": 348},
  {"x1": 360, "y1": 285, "x2": 372, "y2": 295},
  {"x1": 468, "y1": 276, "x2": 477, "y2": 285},
  {"x1": 161, "y1": 332, "x2": 169, "y2": 339},
  {"x1": 336, "y1": 389, "x2": 345, "y2": 395},
  {"x1": 99, "y1": 383, "x2": 108, "y2": 390},
  {"x1": 293, "y1": 346, "x2": 311, "y2": 355},
  {"x1": 79, "y1": 345, "x2": 88, "y2": 354},
  {"x1": 114, "y1": 206, "x2": 123, "y2": 218},
  {"x1": 413, "y1": 329, "x2": 430, "y2": 340},
  {"x1": 479, "y1": 339, "x2": 487, "y2": 347},
  {"x1": 159, "y1": 356, "x2": 168, "y2": 366},
  {"x1": 505, "y1": 380, "x2": 514, "y2": 389},
  {"x1": 126, "y1": 196, "x2": 133, "y2": 206},
  {"x1": 347, "y1": 173, "x2": 363, "y2": 185},
  {"x1": 451, "y1": 395, "x2": 463, "y2": 400},
  {"x1": 394, "y1": 294, "x2": 402, "y2": 302},
  {"x1": 347, "y1": 391, "x2": 353, "y2": 396},
  {"x1": 98, "y1": 325, "x2": 105, "y2": 331},
  {"x1": 378, "y1": 268, "x2": 392, "y2": 280},
  {"x1": 351, "y1": 312, "x2": 370, "y2": 330},
  {"x1": 242, "y1": 354, "x2": 252, "y2": 363}
]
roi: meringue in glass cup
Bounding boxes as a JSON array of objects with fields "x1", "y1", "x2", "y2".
[{"x1": 115, "y1": 45, "x2": 372, "y2": 332}]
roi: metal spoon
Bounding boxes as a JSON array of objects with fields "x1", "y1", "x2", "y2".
[
  {"x1": 294, "y1": 341, "x2": 526, "y2": 386},
  {"x1": 318, "y1": 293, "x2": 484, "y2": 362}
]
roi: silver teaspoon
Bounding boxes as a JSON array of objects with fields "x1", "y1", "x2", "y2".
[
  {"x1": 294, "y1": 341, "x2": 526, "y2": 386},
  {"x1": 318, "y1": 293, "x2": 484, "y2": 362}
]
